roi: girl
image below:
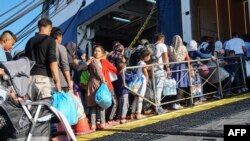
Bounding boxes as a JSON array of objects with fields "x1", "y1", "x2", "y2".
[
  {"x1": 116, "y1": 61, "x2": 133, "y2": 124},
  {"x1": 100, "y1": 52, "x2": 119, "y2": 126},
  {"x1": 131, "y1": 49, "x2": 151, "y2": 119}
]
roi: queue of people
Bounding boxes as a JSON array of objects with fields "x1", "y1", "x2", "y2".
[{"x1": 1, "y1": 18, "x2": 250, "y2": 137}]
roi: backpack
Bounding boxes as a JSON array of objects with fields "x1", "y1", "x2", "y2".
[
  {"x1": 79, "y1": 70, "x2": 90, "y2": 89},
  {"x1": 129, "y1": 48, "x2": 144, "y2": 66},
  {"x1": 150, "y1": 43, "x2": 162, "y2": 64}
]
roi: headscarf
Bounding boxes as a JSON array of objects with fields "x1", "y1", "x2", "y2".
[
  {"x1": 65, "y1": 42, "x2": 77, "y2": 57},
  {"x1": 108, "y1": 43, "x2": 124, "y2": 65},
  {"x1": 76, "y1": 49, "x2": 86, "y2": 60},
  {"x1": 169, "y1": 35, "x2": 188, "y2": 62},
  {"x1": 187, "y1": 40, "x2": 198, "y2": 51},
  {"x1": 65, "y1": 42, "x2": 77, "y2": 64}
]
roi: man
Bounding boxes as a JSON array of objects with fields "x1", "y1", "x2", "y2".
[
  {"x1": 153, "y1": 33, "x2": 170, "y2": 114},
  {"x1": 50, "y1": 27, "x2": 72, "y2": 91},
  {"x1": 25, "y1": 18, "x2": 61, "y2": 101},
  {"x1": 0, "y1": 30, "x2": 16, "y2": 62},
  {"x1": 225, "y1": 32, "x2": 248, "y2": 93},
  {"x1": 51, "y1": 27, "x2": 91, "y2": 134}
]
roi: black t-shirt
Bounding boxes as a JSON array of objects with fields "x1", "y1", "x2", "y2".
[
  {"x1": 25, "y1": 34, "x2": 57, "y2": 77},
  {"x1": 5, "y1": 52, "x2": 13, "y2": 61}
]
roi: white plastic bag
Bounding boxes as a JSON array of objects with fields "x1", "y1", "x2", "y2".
[
  {"x1": 163, "y1": 78, "x2": 177, "y2": 96},
  {"x1": 109, "y1": 72, "x2": 118, "y2": 82},
  {"x1": 245, "y1": 61, "x2": 250, "y2": 78}
]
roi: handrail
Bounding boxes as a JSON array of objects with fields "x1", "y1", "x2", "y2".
[{"x1": 122, "y1": 56, "x2": 247, "y2": 111}]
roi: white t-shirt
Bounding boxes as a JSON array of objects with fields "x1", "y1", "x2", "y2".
[
  {"x1": 225, "y1": 38, "x2": 245, "y2": 54},
  {"x1": 137, "y1": 60, "x2": 146, "y2": 76},
  {"x1": 155, "y1": 43, "x2": 167, "y2": 66},
  {"x1": 245, "y1": 42, "x2": 250, "y2": 57}
]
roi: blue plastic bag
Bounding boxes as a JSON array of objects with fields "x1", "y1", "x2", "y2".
[
  {"x1": 95, "y1": 83, "x2": 112, "y2": 109},
  {"x1": 52, "y1": 91, "x2": 78, "y2": 125},
  {"x1": 128, "y1": 74, "x2": 144, "y2": 93}
]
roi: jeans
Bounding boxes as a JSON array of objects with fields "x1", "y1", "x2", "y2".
[
  {"x1": 155, "y1": 75, "x2": 165, "y2": 111},
  {"x1": 90, "y1": 106, "x2": 105, "y2": 125},
  {"x1": 118, "y1": 94, "x2": 129, "y2": 118},
  {"x1": 109, "y1": 90, "x2": 118, "y2": 121}
]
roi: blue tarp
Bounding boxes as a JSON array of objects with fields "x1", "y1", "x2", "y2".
[{"x1": 157, "y1": 0, "x2": 183, "y2": 44}]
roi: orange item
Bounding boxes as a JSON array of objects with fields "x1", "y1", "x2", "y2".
[{"x1": 74, "y1": 116, "x2": 92, "y2": 135}]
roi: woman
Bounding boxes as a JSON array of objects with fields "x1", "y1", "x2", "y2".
[
  {"x1": 169, "y1": 35, "x2": 191, "y2": 109},
  {"x1": 100, "y1": 52, "x2": 119, "y2": 125},
  {"x1": 86, "y1": 45, "x2": 109, "y2": 130}
]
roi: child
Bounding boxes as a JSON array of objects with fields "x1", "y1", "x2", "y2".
[
  {"x1": 116, "y1": 61, "x2": 134, "y2": 123},
  {"x1": 131, "y1": 49, "x2": 151, "y2": 119},
  {"x1": 224, "y1": 50, "x2": 240, "y2": 94}
]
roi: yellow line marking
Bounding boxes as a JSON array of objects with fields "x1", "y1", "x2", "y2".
[{"x1": 77, "y1": 93, "x2": 250, "y2": 141}]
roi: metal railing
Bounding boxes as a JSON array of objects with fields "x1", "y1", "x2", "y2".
[{"x1": 122, "y1": 56, "x2": 247, "y2": 111}]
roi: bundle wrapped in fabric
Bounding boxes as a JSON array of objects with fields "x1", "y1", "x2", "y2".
[
  {"x1": 52, "y1": 91, "x2": 78, "y2": 125},
  {"x1": 95, "y1": 83, "x2": 112, "y2": 109}
]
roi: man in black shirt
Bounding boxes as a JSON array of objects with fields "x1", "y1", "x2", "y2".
[{"x1": 25, "y1": 18, "x2": 61, "y2": 101}]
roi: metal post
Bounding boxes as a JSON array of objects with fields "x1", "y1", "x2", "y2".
[
  {"x1": 216, "y1": 60, "x2": 223, "y2": 98},
  {"x1": 240, "y1": 56, "x2": 247, "y2": 90},
  {"x1": 42, "y1": 0, "x2": 50, "y2": 18},
  {"x1": 152, "y1": 65, "x2": 158, "y2": 111},
  {"x1": 187, "y1": 60, "x2": 194, "y2": 106}
]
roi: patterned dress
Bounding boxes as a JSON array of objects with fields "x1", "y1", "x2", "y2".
[{"x1": 169, "y1": 35, "x2": 190, "y2": 88}]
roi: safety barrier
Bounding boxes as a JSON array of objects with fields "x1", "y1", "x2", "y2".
[{"x1": 122, "y1": 56, "x2": 247, "y2": 111}]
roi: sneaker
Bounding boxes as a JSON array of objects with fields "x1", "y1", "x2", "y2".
[
  {"x1": 172, "y1": 103, "x2": 181, "y2": 110},
  {"x1": 200, "y1": 97, "x2": 207, "y2": 102},
  {"x1": 156, "y1": 107, "x2": 167, "y2": 115},
  {"x1": 194, "y1": 101, "x2": 201, "y2": 105},
  {"x1": 241, "y1": 88, "x2": 249, "y2": 92},
  {"x1": 144, "y1": 108, "x2": 154, "y2": 115},
  {"x1": 213, "y1": 92, "x2": 221, "y2": 99}
]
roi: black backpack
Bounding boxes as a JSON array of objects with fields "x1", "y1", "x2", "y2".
[{"x1": 129, "y1": 48, "x2": 144, "y2": 66}]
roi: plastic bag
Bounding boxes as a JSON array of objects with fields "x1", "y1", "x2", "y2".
[
  {"x1": 163, "y1": 78, "x2": 177, "y2": 96},
  {"x1": 245, "y1": 61, "x2": 250, "y2": 78},
  {"x1": 95, "y1": 83, "x2": 112, "y2": 109},
  {"x1": 109, "y1": 72, "x2": 118, "y2": 82},
  {"x1": 128, "y1": 74, "x2": 144, "y2": 93},
  {"x1": 79, "y1": 71, "x2": 90, "y2": 85},
  {"x1": 52, "y1": 91, "x2": 78, "y2": 125},
  {"x1": 191, "y1": 74, "x2": 203, "y2": 97}
]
